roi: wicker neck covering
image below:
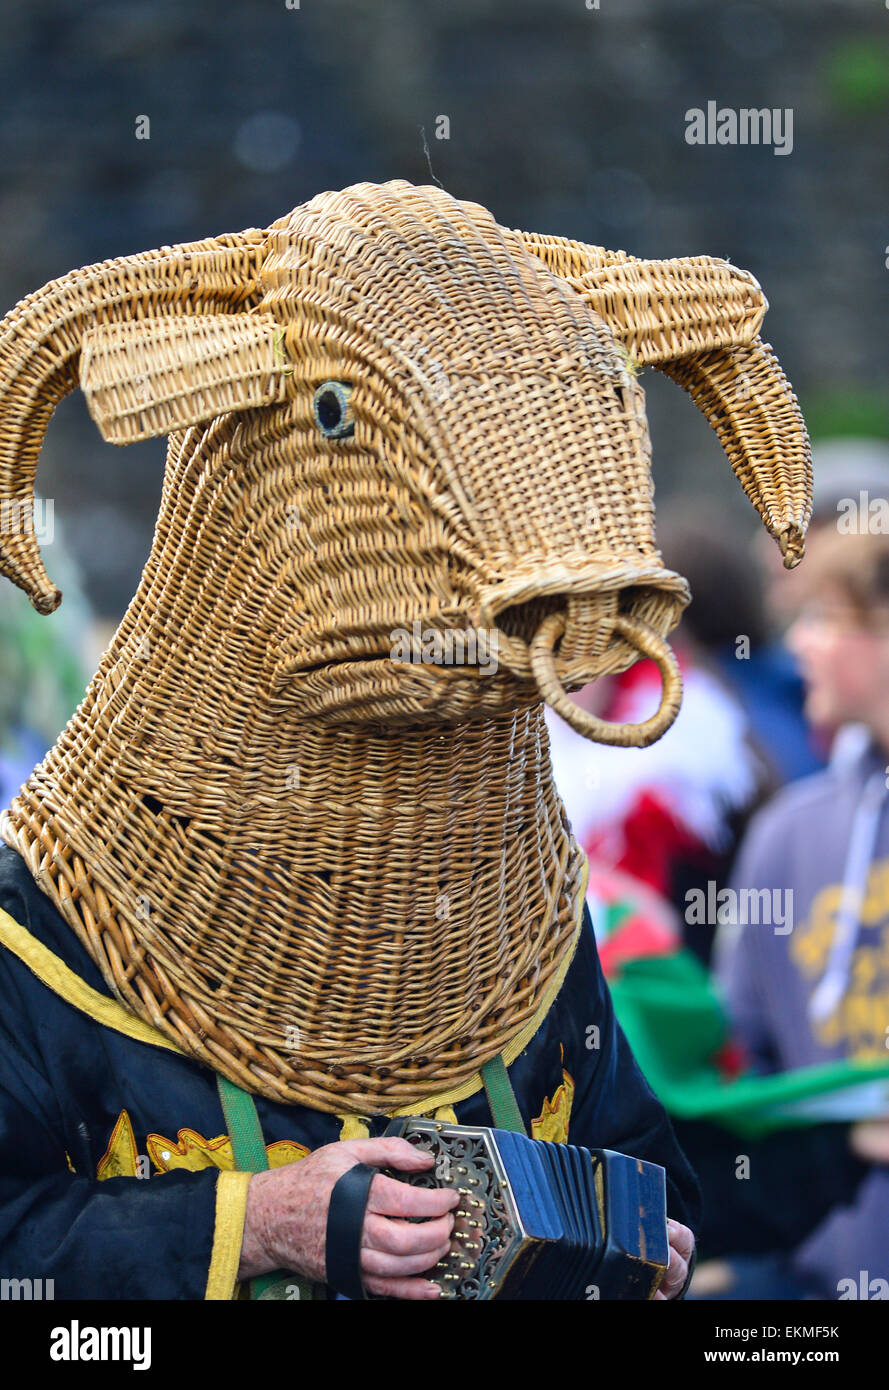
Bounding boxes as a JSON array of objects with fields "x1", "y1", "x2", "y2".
[
  {"x1": 0, "y1": 181, "x2": 812, "y2": 1112},
  {"x1": 3, "y1": 700, "x2": 583, "y2": 1113}
]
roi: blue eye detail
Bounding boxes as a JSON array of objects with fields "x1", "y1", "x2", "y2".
[{"x1": 312, "y1": 381, "x2": 354, "y2": 439}]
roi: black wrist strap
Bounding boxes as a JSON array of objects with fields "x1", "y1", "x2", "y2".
[{"x1": 325, "y1": 1162, "x2": 377, "y2": 1301}]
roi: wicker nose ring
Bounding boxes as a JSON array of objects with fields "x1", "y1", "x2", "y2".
[{"x1": 530, "y1": 611, "x2": 683, "y2": 748}]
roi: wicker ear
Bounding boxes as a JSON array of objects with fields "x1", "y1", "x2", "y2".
[
  {"x1": 0, "y1": 230, "x2": 267, "y2": 613},
  {"x1": 518, "y1": 230, "x2": 812, "y2": 568},
  {"x1": 80, "y1": 315, "x2": 290, "y2": 445}
]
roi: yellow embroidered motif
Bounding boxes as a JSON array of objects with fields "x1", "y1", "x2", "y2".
[
  {"x1": 530, "y1": 1062, "x2": 575, "y2": 1144},
  {"x1": 97, "y1": 1111, "x2": 310, "y2": 1178},
  {"x1": 147, "y1": 1129, "x2": 236, "y2": 1173},
  {"x1": 147, "y1": 1129, "x2": 308, "y2": 1173},
  {"x1": 97, "y1": 1109, "x2": 140, "y2": 1180}
]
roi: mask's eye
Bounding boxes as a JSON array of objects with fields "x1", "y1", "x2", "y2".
[{"x1": 312, "y1": 381, "x2": 354, "y2": 439}]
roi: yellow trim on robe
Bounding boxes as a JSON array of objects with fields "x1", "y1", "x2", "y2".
[
  {"x1": 0, "y1": 852, "x2": 589, "y2": 1117},
  {"x1": 205, "y1": 1170, "x2": 252, "y2": 1301},
  {"x1": 0, "y1": 905, "x2": 184, "y2": 1056}
]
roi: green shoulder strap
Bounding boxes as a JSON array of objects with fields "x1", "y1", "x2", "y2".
[
  {"x1": 480, "y1": 1054, "x2": 527, "y2": 1134},
  {"x1": 216, "y1": 1073, "x2": 314, "y2": 1301}
]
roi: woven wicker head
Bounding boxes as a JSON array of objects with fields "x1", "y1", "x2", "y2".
[
  {"x1": 0, "y1": 183, "x2": 812, "y2": 1111},
  {"x1": 0, "y1": 179, "x2": 811, "y2": 749}
]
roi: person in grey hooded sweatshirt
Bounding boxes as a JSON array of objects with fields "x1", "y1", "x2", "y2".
[{"x1": 714, "y1": 524, "x2": 889, "y2": 1300}]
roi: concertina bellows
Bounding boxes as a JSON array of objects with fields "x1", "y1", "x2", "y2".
[{"x1": 0, "y1": 181, "x2": 812, "y2": 1114}]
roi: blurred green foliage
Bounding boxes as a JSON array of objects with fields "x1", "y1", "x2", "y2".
[
  {"x1": 826, "y1": 39, "x2": 889, "y2": 113},
  {"x1": 802, "y1": 387, "x2": 889, "y2": 442}
]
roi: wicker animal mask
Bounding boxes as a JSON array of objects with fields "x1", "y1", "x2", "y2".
[{"x1": 0, "y1": 181, "x2": 812, "y2": 1111}]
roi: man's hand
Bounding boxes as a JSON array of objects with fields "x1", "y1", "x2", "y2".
[
  {"x1": 850, "y1": 1118, "x2": 889, "y2": 1164},
  {"x1": 238, "y1": 1137, "x2": 458, "y2": 1299},
  {"x1": 653, "y1": 1218, "x2": 695, "y2": 1300}
]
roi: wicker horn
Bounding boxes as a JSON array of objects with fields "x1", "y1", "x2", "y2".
[
  {"x1": 659, "y1": 339, "x2": 811, "y2": 569},
  {"x1": 0, "y1": 229, "x2": 271, "y2": 613},
  {"x1": 518, "y1": 231, "x2": 813, "y2": 569}
]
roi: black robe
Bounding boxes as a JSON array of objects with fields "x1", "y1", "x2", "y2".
[{"x1": 0, "y1": 843, "x2": 699, "y2": 1299}]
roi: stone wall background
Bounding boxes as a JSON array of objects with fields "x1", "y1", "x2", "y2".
[{"x1": 0, "y1": 0, "x2": 886, "y2": 617}]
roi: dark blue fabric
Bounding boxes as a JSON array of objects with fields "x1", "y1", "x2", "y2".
[
  {"x1": 714, "y1": 643, "x2": 825, "y2": 785},
  {"x1": 0, "y1": 843, "x2": 699, "y2": 1298}
]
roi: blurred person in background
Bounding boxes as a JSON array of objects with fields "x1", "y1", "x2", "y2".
[
  {"x1": 547, "y1": 498, "x2": 886, "y2": 1290},
  {"x1": 710, "y1": 525, "x2": 889, "y2": 1298},
  {"x1": 752, "y1": 437, "x2": 889, "y2": 769},
  {"x1": 756, "y1": 439, "x2": 889, "y2": 633},
  {"x1": 694, "y1": 509, "x2": 824, "y2": 791},
  {"x1": 546, "y1": 505, "x2": 781, "y2": 967}
]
